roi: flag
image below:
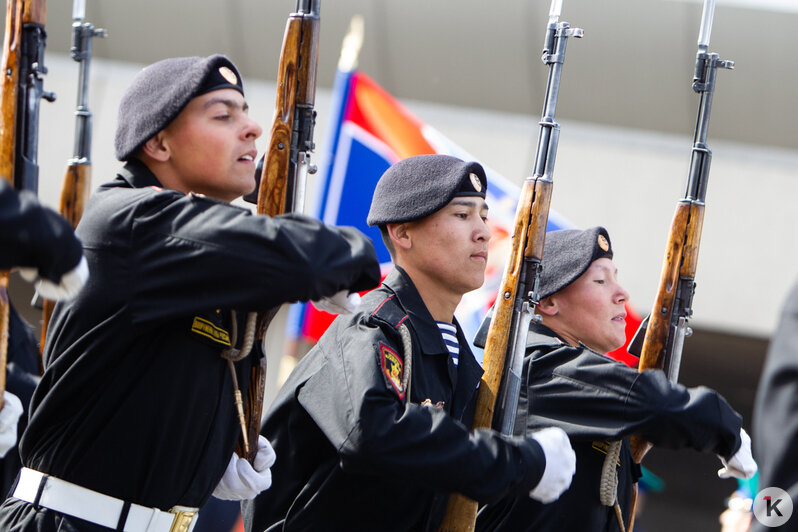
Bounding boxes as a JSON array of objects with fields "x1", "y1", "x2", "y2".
[{"x1": 287, "y1": 69, "x2": 641, "y2": 366}]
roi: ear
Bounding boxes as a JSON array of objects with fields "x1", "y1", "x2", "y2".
[
  {"x1": 140, "y1": 132, "x2": 170, "y2": 163},
  {"x1": 536, "y1": 295, "x2": 559, "y2": 317},
  {"x1": 386, "y1": 222, "x2": 412, "y2": 251}
]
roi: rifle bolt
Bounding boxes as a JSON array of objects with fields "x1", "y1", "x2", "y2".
[
  {"x1": 308, "y1": 164, "x2": 318, "y2": 175},
  {"x1": 685, "y1": 327, "x2": 693, "y2": 338}
]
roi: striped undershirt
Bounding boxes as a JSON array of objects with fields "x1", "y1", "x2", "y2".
[{"x1": 436, "y1": 321, "x2": 460, "y2": 366}]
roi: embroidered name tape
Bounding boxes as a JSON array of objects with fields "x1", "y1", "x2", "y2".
[{"x1": 191, "y1": 316, "x2": 232, "y2": 347}]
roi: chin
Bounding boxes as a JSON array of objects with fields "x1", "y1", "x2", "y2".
[
  {"x1": 466, "y1": 278, "x2": 486, "y2": 293},
  {"x1": 609, "y1": 339, "x2": 626, "y2": 352},
  {"x1": 242, "y1": 179, "x2": 257, "y2": 196}
]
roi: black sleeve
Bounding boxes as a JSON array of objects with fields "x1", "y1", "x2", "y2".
[
  {"x1": 296, "y1": 320, "x2": 546, "y2": 504},
  {"x1": 117, "y1": 191, "x2": 380, "y2": 323},
  {"x1": 0, "y1": 180, "x2": 83, "y2": 280},
  {"x1": 752, "y1": 279, "x2": 798, "y2": 512},
  {"x1": 525, "y1": 346, "x2": 742, "y2": 459}
]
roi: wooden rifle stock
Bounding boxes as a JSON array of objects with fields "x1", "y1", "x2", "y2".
[
  {"x1": 629, "y1": 201, "x2": 704, "y2": 463},
  {"x1": 40, "y1": 1, "x2": 104, "y2": 353},
  {"x1": 436, "y1": 2, "x2": 581, "y2": 529},
  {"x1": 0, "y1": 0, "x2": 48, "y2": 408},
  {"x1": 476, "y1": 179, "x2": 553, "y2": 430},
  {"x1": 0, "y1": 0, "x2": 24, "y2": 410},
  {"x1": 39, "y1": 163, "x2": 91, "y2": 347},
  {"x1": 236, "y1": 0, "x2": 320, "y2": 464}
]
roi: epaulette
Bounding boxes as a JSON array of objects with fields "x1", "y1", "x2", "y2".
[{"x1": 369, "y1": 294, "x2": 409, "y2": 332}]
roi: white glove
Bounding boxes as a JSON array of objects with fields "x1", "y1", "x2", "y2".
[
  {"x1": 311, "y1": 290, "x2": 361, "y2": 314},
  {"x1": 20, "y1": 256, "x2": 89, "y2": 301},
  {"x1": 528, "y1": 427, "x2": 577, "y2": 503},
  {"x1": 718, "y1": 428, "x2": 758, "y2": 479},
  {"x1": 212, "y1": 435, "x2": 276, "y2": 500},
  {"x1": 0, "y1": 392, "x2": 23, "y2": 458}
]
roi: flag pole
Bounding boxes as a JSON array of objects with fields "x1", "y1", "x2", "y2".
[{"x1": 338, "y1": 15, "x2": 364, "y2": 73}]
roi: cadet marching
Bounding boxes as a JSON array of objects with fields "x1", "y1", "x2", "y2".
[{"x1": 4, "y1": 0, "x2": 793, "y2": 531}]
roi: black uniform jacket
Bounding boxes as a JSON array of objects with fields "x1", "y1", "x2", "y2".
[
  {"x1": 0, "y1": 179, "x2": 82, "y2": 280},
  {"x1": 751, "y1": 278, "x2": 798, "y2": 532},
  {"x1": 7, "y1": 160, "x2": 379, "y2": 516},
  {"x1": 476, "y1": 323, "x2": 743, "y2": 532},
  {"x1": 243, "y1": 267, "x2": 547, "y2": 532}
]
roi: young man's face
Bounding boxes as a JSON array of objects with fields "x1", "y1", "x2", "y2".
[
  {"x1": 544, "y1": 257, "x2": 629, "y2": 353},
  {"x1": 158, "y1": 89, "x2": 262, "y2": 202},
  {"x1": 402, "y1": 197, "x2": 491, "y2": 296}
]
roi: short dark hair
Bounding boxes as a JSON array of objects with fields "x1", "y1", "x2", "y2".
[{"x1": 378, "y1": 225, "x2": 395, "y2": 258}]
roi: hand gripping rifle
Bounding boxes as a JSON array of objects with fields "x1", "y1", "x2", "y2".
[
  {"x1": 232, "y1": 0, "x2": 320, "y2": 464},
  {"x1": 436, "y1": 1, "x2": 582, "y2": 529},
  {"x1": 626, "y1": 0, "x2": 733, "y2": 529},
  {"x1": 0, "y1": 0, "x2": 55, "y2": 407},
  {"x1": 38, "y1": 0, "x2": 106, "y2": 352}
]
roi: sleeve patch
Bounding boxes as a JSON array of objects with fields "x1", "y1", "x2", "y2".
[{"x1": 380, "y1": 343, "x2": 405, "y2": 399}]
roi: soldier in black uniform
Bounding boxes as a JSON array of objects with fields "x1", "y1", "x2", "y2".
[
  {"x1": 475, "y1": 226, "x2": 757, "y2": 532},
  {"x1": 243, "y1": 154, "x2": 577, "y2": 532},
  {"x1": 751, "y1": 277, "x2": 798, "y2": 532},
  {"x1": 0, "y1": 54, "x2": 380, "y2": 531},
  {"x1": 1, "y1": 179, "x2": 90, "y2": 496}
]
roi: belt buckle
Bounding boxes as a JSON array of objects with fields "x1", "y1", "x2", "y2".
[{"x1": 168, "y1": 507, "x2": 196, "y2": 532}]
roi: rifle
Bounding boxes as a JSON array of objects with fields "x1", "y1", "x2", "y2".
[
  {"x1": 39, "y1": 0, "x2": 105, "y2": 352},
  {"x1": 436, "y1": 1, "x2": 582, "y2": 529},
  {"x1": 0, "y1": 0, "x2": 54, "y2": 407},
  {"x1": 234, "y1": 0, "x2": 320, "y2": 464},
  {"x1": 627, "y1": 0, "x2": 733, "y2": 528}
]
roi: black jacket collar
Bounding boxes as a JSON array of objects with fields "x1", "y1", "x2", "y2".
[
  {"x1": 527, "y1": 322, "x2": 568, "y2": 349},
  {"x1": 115, "y1": 159, "x2": 164, "y2": 190}
]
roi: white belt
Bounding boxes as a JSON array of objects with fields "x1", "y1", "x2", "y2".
[{"x1": 13, "y1": 468, "x2": 199, "y2": 532}]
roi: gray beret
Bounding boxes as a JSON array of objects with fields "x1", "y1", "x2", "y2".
[
  {"x1": 367, "y1": 154, "x2": 487, "y2": 226},
  {"x1": 114, "y1": 54, "x2": 244, "y2": 161},
  {"x1": 538, "y1": 226, "x2": 614, "y2": 299}
]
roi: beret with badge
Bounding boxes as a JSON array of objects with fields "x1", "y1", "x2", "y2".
[
  {"x1": 367, "y1": 154, "x2": 487, "y2": 226},
  {"x1": 473, "y1": 226, "x2": 614, "y2": 349},
  {"x1": 538, "y1": 226, "x2": 613, "y2": 299},
  {"x1": 114, "y1": 54, "x2": 244, "y2": 161}
]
